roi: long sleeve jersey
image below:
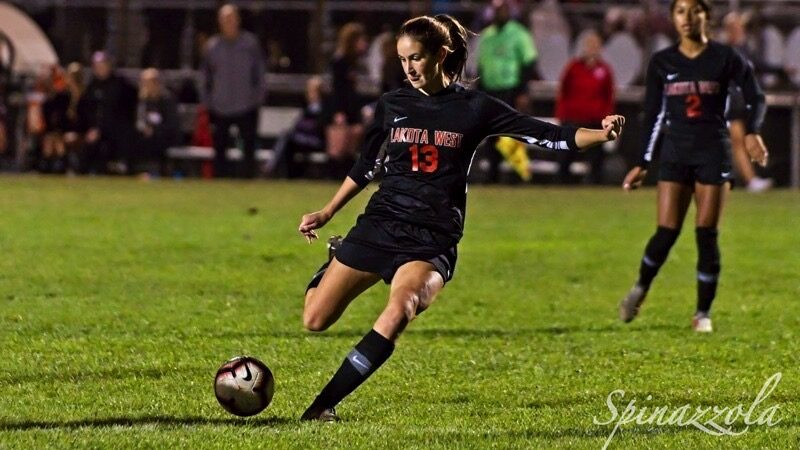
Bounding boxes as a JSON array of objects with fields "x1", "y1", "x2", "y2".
[
  {"x1": 347, "y1": 83, "x2": 578, "y2": 253},
  {"x1": 639, "y1": 41, "x2": 765, "y2": 167}
]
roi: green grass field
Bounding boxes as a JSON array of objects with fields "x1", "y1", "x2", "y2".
[{"x1": 0, "y1": 176, "x2": 798, "y2": 449}]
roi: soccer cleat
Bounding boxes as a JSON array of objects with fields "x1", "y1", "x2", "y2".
[
  {"x1": 327, "y1": 235, "x2": 343, "y2": 261},
  {"x1": 746, "y1": 177, "x2": 773, "y2": 193},
  {"x1": 619, "y1": 284, "x2": 648, "y2": 323},
  {"x1": 300, "y1": 406, "x2": 339, "y2": 422},
  {"x1": 692, "y1": 314, "x2": 713, "y2": 333}
]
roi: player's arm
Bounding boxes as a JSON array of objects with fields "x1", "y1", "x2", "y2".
[
  {"x1": 298, "y1": 98, "x2": 388, "y2": 242},
  {"x1": 299, "y1": 177, "x2": 363, "y2": 243},
  {"x1": 624, "y1": 58, "x2": 664, "y2": 190},
  {"x1": 482, "y1": 94, "x2": 624, "y2": 152},
  {"x1": 575, "y1": 117, "x2": 625, "y2": 148},
  {"x1": 732, "y1": 50, "x2": 769, "y2": 167}
]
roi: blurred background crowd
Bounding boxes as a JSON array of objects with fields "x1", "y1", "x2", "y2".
[{"x1": 0, "y1": 0, "x2": 798, "y2": 189}]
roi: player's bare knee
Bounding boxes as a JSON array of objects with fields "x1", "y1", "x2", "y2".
[
  {"x1": 390, "y1": 288, "x2": 422, "y2": 322},
  {"x1": 302, "y1": 307, "x2": 331, "y2": 332},
  {"x1": 304, "y1": 289, "x2": 316, "y2": 306}
]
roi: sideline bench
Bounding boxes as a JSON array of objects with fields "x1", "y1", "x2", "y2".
[{"x1": 166, "y1": 105, "x2": 332, "y2": 176}]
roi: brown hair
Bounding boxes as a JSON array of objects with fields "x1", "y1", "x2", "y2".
[
  {"x1": 398, "y1": 15, "x2": 471, "y2": 83},
  {"x1": 336, "y1": 22, "x2": 367, "y2": 61}
]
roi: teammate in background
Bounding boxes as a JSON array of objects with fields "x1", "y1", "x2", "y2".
[
  {"x1": 297, "y1": 14, "x2": 625, "y2": 421},
  {"x1": 721, "y1": 11, "x2": 772, "y2": 192},
  {"x1": 619, "y1": 0, "x2": 768, "y2": 332},
  {"x1": 728, "y1": 87, "x2": 771, "y2": 192}
]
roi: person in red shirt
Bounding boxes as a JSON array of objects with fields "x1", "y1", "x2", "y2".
[{"x1": 555, "y1": 30, "x2": 615, "y2": 183}]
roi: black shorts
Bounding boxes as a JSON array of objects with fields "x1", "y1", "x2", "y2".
[
  {"x1": 658, "y1": 160, "x2": 734, "y2": 186},
  {"x1": 335, "y1": 239, "x2": 457, "y2": 284}
]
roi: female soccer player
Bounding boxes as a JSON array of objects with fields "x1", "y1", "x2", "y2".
[
  {"x1": 298, "y1": 14, "x2": 625, "y2": 421},
  {"x1": 619, "y1": 0, "x2": 768, "y2": 332}
]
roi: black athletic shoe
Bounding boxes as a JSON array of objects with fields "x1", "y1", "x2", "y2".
[
  {"x1": 619, "y1": 284, "x2": 647, "y2": 323},
  {"x1": 300, "y1": 406, "x2": 339, "y2": 422},
  {"x1": 327, "y1": 235, "x2": 343, "y2": 261}
]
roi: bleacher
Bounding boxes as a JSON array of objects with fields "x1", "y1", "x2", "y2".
[{"x1": 167, "y1": 105, "x2": 321, "y2": 176}]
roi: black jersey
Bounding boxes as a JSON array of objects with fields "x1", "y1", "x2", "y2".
[
  {"x1": 347, "y1": 83, "x2": 578, "y2": 254},
  {"x1": 639, "y1": 41, "x2": 765, "y2": 167}
]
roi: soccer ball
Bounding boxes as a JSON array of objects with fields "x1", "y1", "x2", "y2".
[{"x1": 214, "y1": 356, "x2": 274, "y2": 416}]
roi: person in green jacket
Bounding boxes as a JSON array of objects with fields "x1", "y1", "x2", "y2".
[{"x1": 477, "y1": 0, "x2": 539, "y2": 182}]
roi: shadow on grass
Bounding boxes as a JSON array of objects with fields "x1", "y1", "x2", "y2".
[
  {"x1": 403, "y1": 323, "x2": 680, "y2": 338},
  {"x1": 0, "y1": 415, "x2": 295, "y2": 431},
  {"x1": 0, "y1": 366, "x2": 209, "y2": 386},
  {"x1": 292, "y1": 323, "x2": 680, "y2": 340},
  {"x1": 11, "y1": 323, "x2": 682, "y2": 343}
]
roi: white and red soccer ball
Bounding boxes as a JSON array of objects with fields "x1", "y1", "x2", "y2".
[{"x1": 214, "y1": 356, "x2": 274, "y2": 416}]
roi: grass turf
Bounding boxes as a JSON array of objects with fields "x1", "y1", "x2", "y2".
[{"x1": 0, "y1": 176, "x2": 798, "y2": 449}]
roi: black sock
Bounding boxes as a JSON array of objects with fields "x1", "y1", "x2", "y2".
[
  {"x1": 697, "y1": 278, "x2": 718, "y2": 314},
  {"x1": 696, "y1": 227, "x2": 720, "y2": 314},
  {"x1": 304, "y1": 329, "x2": 394, "y2": 414},
  {"x1": 305, "y1": 261, "x2": 330, "y2": 293},
  {"x1": 637, "y1": 226, "x2": 681, "y2": 289}
]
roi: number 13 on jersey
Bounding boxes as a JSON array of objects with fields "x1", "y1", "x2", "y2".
[{"x1": 409, "y1": 144, "x2": 439, "y2": 172}]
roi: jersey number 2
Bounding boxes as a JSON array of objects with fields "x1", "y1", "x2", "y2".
[
  {"x1": 409, "y1": 144, "x2": 439, "y2": 173},
  {"x1": 685, "y1": 94, "x2": 702, "y2": 118}
]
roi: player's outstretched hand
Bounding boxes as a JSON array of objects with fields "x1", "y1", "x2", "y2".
[
  {"x1": 744, "y1": 133, "x2": 769, "y2": 167},
  {"x1": 298, "y1": 211, "x2": 331, "y2": 243},
  {"x1": 602, "y1": 115, "x2": 626, "y2": 141},
  {"x1": 622, "y1": 166, "x2": 647, "y2": 191}
]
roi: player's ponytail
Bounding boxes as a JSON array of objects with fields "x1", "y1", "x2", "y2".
[
  {"x1": 398, "y1": 15, "x2": 473, "y2": 83},
  {"x1": 433, "y1": 14, "x2": 469, "y2": 83}
]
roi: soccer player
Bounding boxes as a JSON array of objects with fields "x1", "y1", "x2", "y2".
[
  {"x1": 619, "y1": 0, "x2": 768, "y2": 332},
  {"x1": 298, "y1": 14, "x2": 625, "y2": 421}
]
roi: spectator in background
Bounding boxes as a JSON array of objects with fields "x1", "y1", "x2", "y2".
[
  {"x1": 0, "y1": 40, "x2": 10, "y2": 162},
  {"x1": 555, "y1": 30, "x2": 616, "y2": 184},
  {"x1": 366, "y1": 25, "x2": 406, "y2": 92},
  {"x1": 62, "y1": 62, "x2": 88, "y2": 174},
  {"x1": 530, "y1": 0, "x2": 571, "y2": 42},
  {"x1": 41, "y1": 65, "x2": 69, "y2": 173},
  {"x1": 273, "y1": 76, "x2": 326, "y2": 178},
  {"x1": 380, "y1": 30, "x2": 407, "y2": 93},
  {"x1": 136, "y1": 68, "x2": 180, "y2": 177},
  {"x1": 723, "y1": 10, "x2": 790, "y2": 88},
  {"x1": 0, "y1": 91, "x2": 6, "y2": 157},
  {"x1": 201, "y1": 3, "x2": 265, "y2": 178},
  {"x1": 326, "y1": 22, "x2": 370, "y2": 178},
  {"x1": 82, "y1": 51, "x2": 138, "y2": 174},
  {"x1": 477, "y1": 0, "x2": 537, "y2": 110},
  {"x1": 477, "y1": 0, "x2": 538, "y2": 182},
  {"x1": 329, "y1": 22, "x2": 369, "y2": 130}
]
